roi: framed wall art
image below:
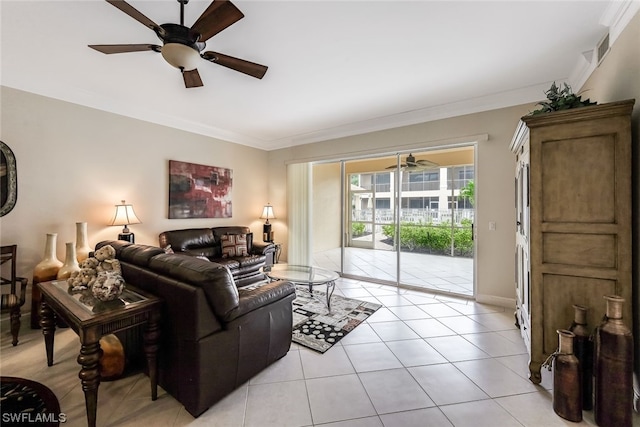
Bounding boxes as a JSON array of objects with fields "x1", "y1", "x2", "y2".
[{"x1": 168, "y1": 160, "x2": 233, "y2": 219}]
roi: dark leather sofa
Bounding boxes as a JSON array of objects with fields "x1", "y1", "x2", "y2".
[
  {"x1": 158, "y1": 226, "x2": 275, "y2": 287},
  {"x1": 95, "y1": 240, "x2": 296, "y2": 417}
]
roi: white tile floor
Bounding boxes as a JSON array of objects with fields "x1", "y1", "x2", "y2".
[{"x1": 2, "y1": 277, "x2": 637, "y2": 426}]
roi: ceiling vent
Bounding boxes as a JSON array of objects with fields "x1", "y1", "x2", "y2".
[{"x1": 597, "y1": 32, "x2": 610, "y2": 64}]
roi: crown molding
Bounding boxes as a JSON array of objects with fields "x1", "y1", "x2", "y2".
[
  {"x1": 601, "y1": 0, "x2": 640, "y2": 44},
  {"x1": 261, "y1": 83, "x2": 550, "y2": 151},
  {"x1": 570, "y1": 0, "x2": 640, "y2": 92}
]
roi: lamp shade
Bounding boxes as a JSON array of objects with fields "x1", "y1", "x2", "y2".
[
  {"x1": 110, "y1": 200, "x2": 141, "y2": 227},
  {"x1": 260, "y1": 204, "x2": 276, "y2": 221},
  {"x1": 161, "y1": 43, "x2": 201, "y2": 71}
]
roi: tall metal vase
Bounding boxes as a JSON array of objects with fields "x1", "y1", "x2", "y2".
[
  {"x1": 553, "y1": 329, "x2": 582, "y2": 422},
  {"x1": 31, "y1": 233, "x2": 63, "y2": 328},
  {"x1": 569, "y1": 304, "x2": 593, "y2": 410},
  {"x1": 594, "y1": 295, "x2": 633, "y2": 427}
]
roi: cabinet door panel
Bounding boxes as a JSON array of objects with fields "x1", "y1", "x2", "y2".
[
  {"x1": 542, "y1": 232, "x2": 617, "y2": 268},
  {"x1": 542, "y1": 274, "x2": 615, "y2": 353},
  {"x1": 540, "y1": 135, "x2": 616, "y2": 223}
]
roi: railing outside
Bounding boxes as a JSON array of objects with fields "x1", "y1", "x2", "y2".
[{"x1": 352, "y1": 208, "x2": 474, "y2": 225}]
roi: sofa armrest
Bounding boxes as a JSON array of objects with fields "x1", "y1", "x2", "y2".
[
  {"x1": 251, "y1": 241, "x2": 276, "y2": 266},
  {"x1": 251, "y1": 241, "x2": 275, "y2": 256},
  {"x1": 224, "y1": 280, "x2": 296, "y2": 322}
]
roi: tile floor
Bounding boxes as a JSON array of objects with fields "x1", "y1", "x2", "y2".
[{"x1": 2, "y1": 278, "x2": 637, "y2": 426}]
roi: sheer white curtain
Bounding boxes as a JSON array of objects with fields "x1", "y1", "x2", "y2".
[{"x1": 287, "y1": 162, "x2": 312, "y2": 265}]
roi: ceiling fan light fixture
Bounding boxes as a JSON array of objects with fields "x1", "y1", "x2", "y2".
[{"x1": 161, "y1": 42, "x2": 200, "y2": 71}]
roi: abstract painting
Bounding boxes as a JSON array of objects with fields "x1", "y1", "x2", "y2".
[{"x1": 168, "y1": 160, "x2": 232, "y2": 219}]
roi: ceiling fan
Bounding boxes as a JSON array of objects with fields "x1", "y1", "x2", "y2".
[
  {"x1": 386, "y1": 153, "x2": 439, "y2": 171},
  {"x1": 88, "y1": 0, "x2": 268, "y2": 88}
]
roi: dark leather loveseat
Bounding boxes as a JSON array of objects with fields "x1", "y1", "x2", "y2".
[
  {"x1": 159, "y1": 226, "x2": 275, "y2": 287},
  {"x1": 95, "y1": 240, "x2": 296, "y2": 417}
]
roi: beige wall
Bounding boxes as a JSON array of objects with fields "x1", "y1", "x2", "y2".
[{"x1": 0, "y1": 87, "x2": 270, "y2": 279}]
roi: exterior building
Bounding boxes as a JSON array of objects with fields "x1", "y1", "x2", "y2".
[{"x1": 350, "y1": 165, "x2": 475, "y2": 239}]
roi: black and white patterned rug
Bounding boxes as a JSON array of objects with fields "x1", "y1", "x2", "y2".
[
  {"x1": 292, "y1": 286, "x2": 381, "y2": 353},
  {"x1": 0, "y1": 376, "x2": 62, "y2": 426}
]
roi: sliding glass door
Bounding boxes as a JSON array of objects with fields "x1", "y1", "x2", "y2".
[
  {"x1": 311, "y1": 146, "x2": 475, "y2": 297},
  {"x1": 345, "y1": 167, "x2": 397, "y2": 282}
]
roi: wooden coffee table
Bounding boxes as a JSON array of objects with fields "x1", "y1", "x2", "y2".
[
  {"x1": 37, "y1": 280, "x2": 162, "y2": 427},
  {"x1": 263, "y1": 264, "x2": 339, "y2": 310}
]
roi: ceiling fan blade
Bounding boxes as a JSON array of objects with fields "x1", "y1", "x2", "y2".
[
  {"x1": 386, "y1": 163, "x2": 409, "y2": 170},
  {"x1": 202, "y1": 51, "x2": 267, "y2": 79},
  {"x1": 416, "y1": 159, "x2": 440, "y2": 168},
  {"x1": 183, "y1": 69, "x2": 204, "y2": 88},
  {"x1": 88, "y1": 44, "x2": 160, "y2": 54},
  {"x1": 190, "y1": 0, "x2": 244, "y2": 42},
  {"x1": 106, "y1": 0, "x2": 163, "y2": 35}
]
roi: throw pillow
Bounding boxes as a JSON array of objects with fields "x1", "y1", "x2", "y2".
[{"x1": 221, "y1": 234, "x2": 248, "y2": 258}]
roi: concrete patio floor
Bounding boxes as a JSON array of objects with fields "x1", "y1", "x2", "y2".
[{"x1": 313, "y1": 247, "x2": 474, "y2": 297}]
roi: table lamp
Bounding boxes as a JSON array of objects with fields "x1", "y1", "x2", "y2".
[
  {"x1": 260, "y1": 204, "x2": 275, "y2": 242},
  {"x1": 110, "y1": 200, "x2": 141, "y2": 243}
]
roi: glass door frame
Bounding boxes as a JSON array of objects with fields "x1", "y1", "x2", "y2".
[{"x1": 332, "y1": 145, "x2": 477, "y2": 297}]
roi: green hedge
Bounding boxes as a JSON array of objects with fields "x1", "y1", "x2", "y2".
[
  {"x1": 381, "y1": 219, "x2": 473, "y2": 257},
  {"x1": 352, "y1": 222, "x2": 366, "y2": 237}
]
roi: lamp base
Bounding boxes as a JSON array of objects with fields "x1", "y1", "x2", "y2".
[
  {"x1": 118, "y1": 233, "x2": 135, "y2": 243},
  {"x1": 263, "y1": 223, "x2": 273, "y2": 243}
]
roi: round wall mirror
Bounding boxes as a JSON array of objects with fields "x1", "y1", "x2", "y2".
[{"x1": 0, "y1": 141, "x2": 18, "y2": 217}]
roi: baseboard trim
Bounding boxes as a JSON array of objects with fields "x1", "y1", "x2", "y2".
[{"x1": 476, "y1": 294, "x2": 516, "y2": 309}]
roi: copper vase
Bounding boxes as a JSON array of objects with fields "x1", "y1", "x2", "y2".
[
  {"x1": 594, "y1": 295, "x2": 633, "y2": 427},
  {"x1": 569, "y1": 304, "x2": 593, "y2": 410},
  {"x1": 553, "y1": 329, "x2": 582, "y2": 422}
]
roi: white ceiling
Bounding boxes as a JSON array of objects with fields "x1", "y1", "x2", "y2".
[{"x1": 0, "y1": 1, "x2": 626, "y2": 150}]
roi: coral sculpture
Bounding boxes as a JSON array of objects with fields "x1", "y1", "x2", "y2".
[
  {"x1": 92, "y1": 271, "x2": 125, "y2": 302},
  {"x1": 67, "y1": 244, "x2": 124, "y2": 300}
]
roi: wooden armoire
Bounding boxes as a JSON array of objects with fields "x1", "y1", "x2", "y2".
[{"x1": 510, "y1": 99, "x2": 634, "y2": 384}]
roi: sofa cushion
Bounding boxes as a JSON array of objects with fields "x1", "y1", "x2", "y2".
[
  {"x1": 221, "y1": 234, "x2": 248, "y2": 258},
  {"x1": 213, "y1": 258, "x2": 241, "y2": 270},
  {"x1": 236, "y1": 255, "x2": 265, "y2": 269},
  {"x1": 148, "y1": 253, "x2": 239, "y2": 319}
]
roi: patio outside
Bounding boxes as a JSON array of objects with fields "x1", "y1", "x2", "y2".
[{"x1": 313, "y1": 242, "x2": 474, "y2": 297}]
